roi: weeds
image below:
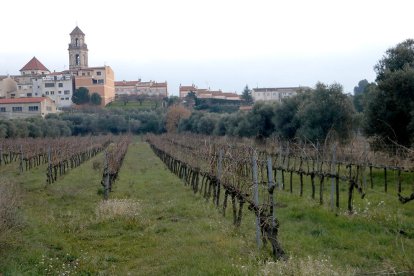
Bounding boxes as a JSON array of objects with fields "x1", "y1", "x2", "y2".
[
  {"x1": 95, "y1": 199, "x2": 141, "y2": 221},
  {"x1": 260, "y1": 256, "x2": 355, "y2": 276},
  {"x1": 0, "y1": 178, "x2": 22, "y2": 240}
]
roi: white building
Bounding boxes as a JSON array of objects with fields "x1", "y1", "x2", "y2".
[
  {"x1": 252, "y1": 87, "x2": 310, "y2": 102},
  {"x1": 41, "y1": 73, "x2": 74, "y2": 108},
  {"x1": 115, "y1": 79, "x2": 168, "y2": 97}
]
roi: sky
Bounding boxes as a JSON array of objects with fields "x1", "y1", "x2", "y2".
[{"x1": 1, "y1": 0, "x2": 413, "y2": 95}]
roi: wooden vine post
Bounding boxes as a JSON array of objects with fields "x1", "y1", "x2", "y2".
[
  {"x1": 47, "y1": 146, "x2": 52, "y2": 184},
  {"x1": 267, "y1": 156, "x2": 276, "y2": 230},
  {"x1": 19, "y1": 144, "x2": 23, "y2": 173},
  {"x1": 330, "y1": 144, "x2": 336, "y2": 211},
  {"x1": 216, "y1": 149, "x2": 223, "y2": 207},
  {"x1": 252, "y1": 150, "x2": 262, "y2": 249},
  {"x1": 103, "y1": 150, "x2": 110, "y2": 200}
]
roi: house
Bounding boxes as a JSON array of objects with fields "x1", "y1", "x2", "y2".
[
  {"x1": 41, "y1": 73, "x2": 74, "y2": 108},
  {"x1": 0, "y1": 77, "x2": 18, "y2": 98},
  {"x1": 0, "y1": 97, "x2": 57, "y2": 119},
  {"x1": 115, "y1": 79, "x2": 168, "y2": 97},
  {"x1": 73, "y1": 66, "x2": 115, "y2": 106},
  {"x1": 179, "y1": 84, "x2": 198, "y2": 98},
  {"x1": 252, "y1": 86, "x2": 310, "y2": 102},
  {"x1": 179, "y1": 84, "x2": 240, "y2": 101}
]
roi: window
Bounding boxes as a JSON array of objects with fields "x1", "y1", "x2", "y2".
[
  {"x1": 12, "y1": 107, "x2": 22, "y2": 112},
  {"x1": 97, "y1": 71, "x2": 102, "y2": 76},
  {"x1": 27, "y1": 93, "x2": 32, "y2": 97},
  {"x1": 75, "y1": 38, "x2": 79, "y2": 46},
  {"x1": 46, "y1": 106, "x2": 52, "y2": 111},
  {"x1": 45, "y1": 83, "x2": 55, "y2": 88},
  {"x1": 0, "y1": 107, "x2": 5, "y2": 112},
  {"x1": 65, "y1": 97, "x2": 69, "y2": 100},
  {"x1": 50, "y1": 91, "x2": 55, "y2": 95},
  {"x1": 82, "y1": 72, "x2": 85, "y2": 76},
  {"x1": 45, "y1": 92, "x2": 49, "y2": 95},
  {"x1": 61, "y1": 98, "x2": 65, "y2": 100},
  {"x1": 58, "y1": 83, "x2": 63, "y2": 87},
  {"x1": 64, "y1": 90, "x2": 70, "y2": 95},
  {"x1": 92, "y1": 79, "x2": 104, "y2": 85},
  {"x1": 76, "y1": 54, "x2": 80, "y2": 65},
  {"x1": 28, "y1": 106, "x2": 39, "y2": 112},
  {"x1": 58, "y1": 91, "x2": 62, "y2": 94}
]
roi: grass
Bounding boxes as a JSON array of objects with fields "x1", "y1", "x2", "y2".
[{"x1": 0, "y1": 141, "x2": 413, "y2": 275}]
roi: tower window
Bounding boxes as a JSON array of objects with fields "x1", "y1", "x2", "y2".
[
  {"x1": 76, "y1": 54, "x2": 80, "y2": 65},
  {"x1": 75, "y1": 38, "x2": 79, "y2": 46}
]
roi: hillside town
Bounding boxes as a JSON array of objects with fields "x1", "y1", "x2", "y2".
[{"x1": 0, "y1": 26, "x2": 307, "y2": 118}]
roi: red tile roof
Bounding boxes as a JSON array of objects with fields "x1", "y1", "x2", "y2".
[
  {"x1": 0, "y1": 97, "x2": 49, "y2": 104},
  {"x1": 152, "y1": 82, "x2": 167, "y2": 88},
  {"x1": 115, "y1": 81, "x2": 139, "y2": 86},
  {"x1": 180, "y1": 85, "x2": 197, "y2": 91},
  {"x1": 20, "y1": 57, "x2": 49, "y2": 72}
]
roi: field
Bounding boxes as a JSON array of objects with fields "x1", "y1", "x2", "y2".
[{"x1": 0, "y1": 138, "x2": 413, "y2": 275}]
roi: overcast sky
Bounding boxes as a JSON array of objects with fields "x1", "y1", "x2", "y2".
[{"x1": 1, "y1": 0, "x2": 413, "y2": 95}]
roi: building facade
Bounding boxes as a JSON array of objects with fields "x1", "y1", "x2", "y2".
[
  {"x1": 41, "y1": 73, "x2": 74, "y2": 108},
  {"x1": 252, "y1": 87, "x2": 310, "y2": 102},
  {"x1": 179, "y1": 84, "x2": 240, "y2": 101},
  {"x1": 0, "y1": 97, "x2": 57, "y2": 119},
  {"x1": 0, "y1": 77, "x2": 18, "y2": 98},
  {"x1": 115, "y1": 79, "x2": 168, "y2": 97},
  {"x1": 74, "y1": 66, "x2": 115, "y2": 105}
]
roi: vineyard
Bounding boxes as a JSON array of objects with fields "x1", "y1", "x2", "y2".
[
  {"x1": 0, "y1": 135, "x2": 130, "y2": 194},
  {"x1": 0, "y1": 134, "x2": 413, "y2": 274},
  {"x1": 146, "y1": 133, "x2": 414, "y2": 258}
]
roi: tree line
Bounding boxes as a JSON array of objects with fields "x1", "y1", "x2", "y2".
[
  {"x1": 178, "y1": 82, "x2": 355, "y2": 143},
  {"x1": 0, "y1": 108, "x2": 165, "y2": 138}
]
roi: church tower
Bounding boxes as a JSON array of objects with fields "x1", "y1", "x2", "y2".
[{"x1": 68, "y1": 26, "x2": 88, "y2": 70}]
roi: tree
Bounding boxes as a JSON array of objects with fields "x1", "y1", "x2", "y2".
[
  {"x1": 72, "y1": 87, "x2": 90, "y2": 105},
  {"x1": 273, "y1": 93, "x2": 308, "y2": 140},
  {"x1": 184, "y1": 91, "x2": 196, "y2": 109},
  {"x1": 296, "y1": 82, "x2": 355, "y2": 143},
  {"x1": 353, "y1": 81, "x2": 377, "y2": 113},
  {"x1": 90, "y1": 93, "x2": 102, "y2": 106},
  {"x1": 364, "y1": 39, "x2": 414, "y2": 146},
  {"x1": 353, "y1": 79, "x2": 369, "y2": 95},
  {"x1": 248, "y1": 102, "x2": 275, "y2": 138},
  {"x1": 165, "y1": 105, "x2": 191, "y2": 133},
  {"x1": 241, "y1": 85, "x2": 253, "y2": 105}
]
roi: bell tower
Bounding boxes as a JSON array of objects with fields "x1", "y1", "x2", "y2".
[{"x1": 68, "y1": 26, "x2": 88, "y2": 70}]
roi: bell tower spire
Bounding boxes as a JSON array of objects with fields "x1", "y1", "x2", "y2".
[{"x1": 68, "y1": 26, "x2": 88, "y2": 70}]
